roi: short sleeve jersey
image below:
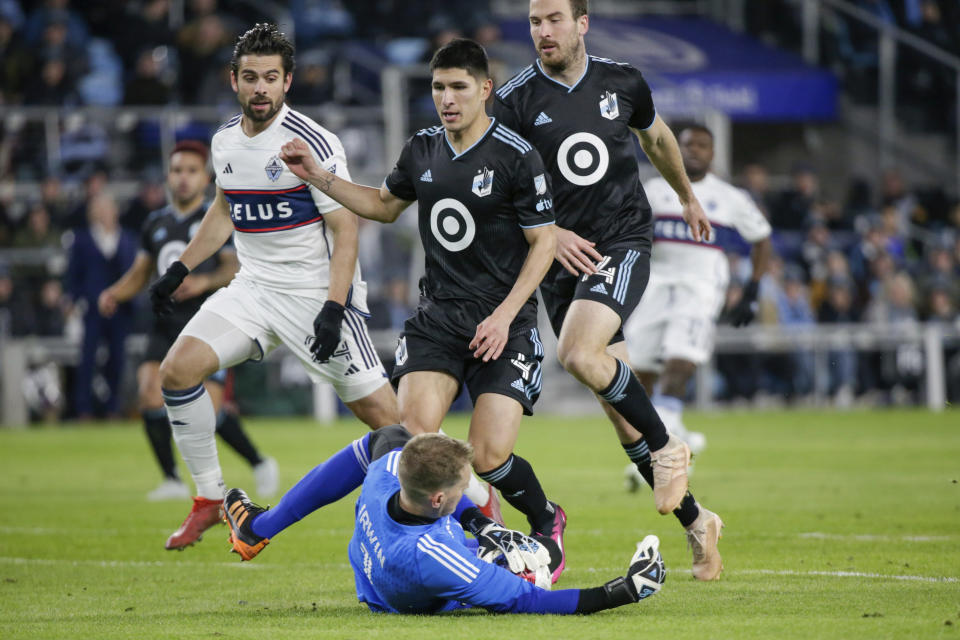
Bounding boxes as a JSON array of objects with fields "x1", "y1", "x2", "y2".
[
  {"x1": 211, "y1": 103, "x2": 368, "y2": 309},
  {"x1": 493, "y1": 56, "x2": 656, "y2": 250},
  {"x1": 139, "y1": 202, "x2": 227, "y2": 329},
  {"x1": 347, "y1": 452, "x2": 557, "y2": 614},
  {"x1": 384, "y1": 119, "x2": 555, "y2": 336},
  {"x1": 644, "y1": 173, "x2": 772, "y2": 288}
]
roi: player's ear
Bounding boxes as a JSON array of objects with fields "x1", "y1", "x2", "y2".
[
  {"x1": 480, "y1": 76, "x2": 493, "y2": 101},
  {"x1": 283, "y1": 72, "x2": 293, "y2": 93},
  {"x1": 230, "y1": 70, "x2": 239, "y2": 93},
  {"x1": 579, "y1": 14, "x2": 589, "y2": 36}
]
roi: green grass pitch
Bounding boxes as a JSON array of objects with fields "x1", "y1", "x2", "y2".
[{"x1": 1, "y1": 410, "x2": 958, "y2": 639}]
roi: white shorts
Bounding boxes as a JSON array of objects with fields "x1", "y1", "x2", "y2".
[
  {"x1": 624, "y1": 278, "x2": 725, "y2": 373},
  {"x1": 180, "y1": 277, "x2": 388, "y2": 403}
]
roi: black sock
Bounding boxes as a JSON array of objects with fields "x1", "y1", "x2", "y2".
[
  {"x1": 599, "y1": 359, "x2": 669, "y2": 451},
  {"x1": 215, "y1": 410, "x2": 263, "y2": 466},
  {"x1": 622, "y1": 438, "x2": 700, "y2": 527},
  {"x1": 142, "y1": 408, "x2": 177, "y2": 479},
  {"x1": 478, "y1": 454, "x2": 552, "y2": 533}
]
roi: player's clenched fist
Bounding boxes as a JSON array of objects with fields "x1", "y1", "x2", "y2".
[
  {"x1": 150, "y1": 260, "x2": 189, "y2": 317},
  {"x1": 279, "y1": 138, "x2": 320, "y2": 181}
]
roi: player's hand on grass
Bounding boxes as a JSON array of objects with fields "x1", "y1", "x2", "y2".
[
  {"x1": 681, "y1": 198, "x2": 713, "y2": 243},
  {"x1": 150, "y1": 261, "x2": 189, "y2": 317},
  {"x1": 172, "y1": 274, "x2": 210, "y2": 302},
  {"x1": 727, "y1": 279, "x2": 759, "y2": 327},
  {"x1": 470, "y1": 308, "x2": 511, "y2": 362},
  {"x1": 97, "y1": 289, "x2": 118, "y2": 318},
  {"x1": 476, "y1": 523, "x2": 552, "y2": 576},
  {"x1": 555, "y1": 227, "x2": 601, "y2": 276},
  {"x1": 280, "y1": 138, "x2": 322, "y2": 183},
  {"x1": 311, "y1": 300, "x2": 345, "y2": 363}
]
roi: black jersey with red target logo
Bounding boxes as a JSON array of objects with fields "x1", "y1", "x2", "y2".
[
  {"x1": 492, "y1": 56, "x2": 657, "y2": 250},
  {"x1": 384, "y1": 119, "x2": 554, "y2": 336}
]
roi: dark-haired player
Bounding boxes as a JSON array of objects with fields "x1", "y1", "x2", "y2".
[
  {"x1": 149, "y1": 24, "x2": 400, "y2": 551},
  {"x1": 492, "y1": 0, "x2": 723, "y2": 580},
  {"x1": 277, "y1": 39, "x2": 569, "y2": 582},
  {"x1": 99, "y1": 141, "x2": 277, "y2": 503}
]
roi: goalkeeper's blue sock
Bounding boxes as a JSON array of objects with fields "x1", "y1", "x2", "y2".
[
  {"x1": 622, "y1": 438, "x2": 699, "y2": 527},
  {"x1": 599, "y1": 359, "x2": 669, "y2": 451},
  {"x1": 252, "y1": 433, "x2": 371, "y2": 539}
]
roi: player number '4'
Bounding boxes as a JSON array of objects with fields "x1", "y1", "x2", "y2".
[{"x1": 582, "y1": 255, "x2": 616, "y2": 283}]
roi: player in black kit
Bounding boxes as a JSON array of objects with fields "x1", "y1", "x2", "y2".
[
  {"x1": 278, "y1": 39, "x2": 570, "y2": 583},
  {"x1": 492, "y1": 0, "x2": 724, "y2": 581},
  {"x1": 99, "y1": 141, "x2": 278, "y2": 502}
]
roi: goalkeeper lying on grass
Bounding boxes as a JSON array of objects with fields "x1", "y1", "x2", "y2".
[{"x1": 225, "y1": 425, "x2": 665, "y2": 614}]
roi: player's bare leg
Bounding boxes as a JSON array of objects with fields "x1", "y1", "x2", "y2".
[
  {"x1": 470, "y1": 393, "x2": 564, "y2": 581},
  {"x1": 557, "y1": 299, "x2": 689, "y2": 514},
  {"x1": 343, "y1": 380, "x2": 401, "y2": 429},
  {"x1": 396, "y1": 371, "x2": 458, "y2": 434},
  {"x1": 159, "y1": 335, "x2": 227, "y2": 549},
  {"x1": 397, "y1": 372, "x2": 502, "y2": 520}
]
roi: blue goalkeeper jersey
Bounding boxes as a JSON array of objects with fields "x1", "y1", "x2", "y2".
[{"x1": 347, "y1": 451, "x2": 579, "y2": 614}]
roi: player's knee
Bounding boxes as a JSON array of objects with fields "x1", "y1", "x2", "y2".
[
  {"x1": 557, "y1": 342, "x2": 592, "y2": 377},
  {"x1": 471, "y1": 443, "x2": 511, "y2": 474},
  {"x1": 138, "y1": 386, "x2": 162, "y2": 411},
  {"x1": 159, "y1": 353, "x2": 202, "y2": 390}
]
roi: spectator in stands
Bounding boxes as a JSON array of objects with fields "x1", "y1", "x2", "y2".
[
  {"x1": 864, "y1": 271, "x2": 923, "y2": 400},
  {"x1": 24, "y1": 55, "x2": 78, "y2": 106},
  {"x1": 0, "y1": 11, "x2": 33, "y2": 104},
  {"x1": 915, "y1": 243, "x2": 958, "y2": 306},
  {"x1": 0, "y1": 196, "x2": 11, "y2": 246},
  {"x1": 841, "y1": 176, "x2": 873, "y2": 230},
  {"x1": 64, "y1": 192, "x2": 137, "y2": 418},
  {"x1": 879, "y1": 168, "x2": 918, "y2": 235},
  {"x1": 769, "y1": 164, "x2": 818, "y2": 230},
  {"x1": 23, "y1": 0, "x2": 88, "y2": 50},
  {"x1": 0, "y1": 260, "x2": 34, "y2": 335},
  {"x1": 64, "y1": 169, "x2": 109, "y2": 229},
  {"x1": 124, "y1": 48, "x2": 172, "y2": 105},
  {"x1": 40, "y1": 176, "x2": 69, "y2": 226},
  {"x1": 176, "y1": 3, "x2": 237, "y2": 103},
  {"x1": 776, "y1": 264, "x2": 816, "y2": 398},
  {"x1": 924, "y1": 283, "x2": 956, "y2": 323},
  {"x1": 286, "y1": 49, "x2": 334, "y2": 106},
  {"x1": 817, "y1": 276, "x2": 859, "y2": 404},
  {"x1": 35, "y1": 277, "x2": 66, "y2": 336},
  {"x1": 110, "y1": 0, "x2": 174, "y2": 64},
  {"x1": 12, "y1": 203, "x2": 60, "y2": 249},
  {"x1": 121, "y1": 170, "x2": 166, "y2": 232},
  {"x1": 740, "y1": 164, "x2": 774, "y2": 218}
]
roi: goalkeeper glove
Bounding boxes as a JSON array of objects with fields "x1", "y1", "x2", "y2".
[
  {"x1": 475, "y1": 522, "x2": 552, "y2": 576},
  {"x1": 311, "y1": 300, "x2": 345, "y2": 363},
  {"x1": 149, "y1": 261, "x2": 189, "y2": 317}
]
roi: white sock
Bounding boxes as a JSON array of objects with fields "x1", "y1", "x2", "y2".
[
  {"x1": 163, "y1": 384, "x2": 224, "y2": 500},
  {"x1": 437, "y1": 427, "x2": 488, "y2": 506}
]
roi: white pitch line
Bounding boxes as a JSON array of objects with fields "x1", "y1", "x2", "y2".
[
  {"x1": 577, "y1": 566, "x2": 957, "y2": 583},
  {"x1": 0, "y1": 557, "x2": 354, "y2": 571},
  {"x1": 798, "y1": 532, "x2": 953, "y2": 542}
]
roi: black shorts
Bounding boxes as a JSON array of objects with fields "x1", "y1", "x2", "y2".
[
  {"x1": 144, "y1": 321, "x2": 227, "y2": 385},
  {"x1": 144, "y1": 322, "x2": 183, "y2": 363},
  {"x1": 390, "y1": 308, "x2": 545, "y2": 416},
  {"x1": 540, "y1": 244, "x2": 651, "y2": 343}
]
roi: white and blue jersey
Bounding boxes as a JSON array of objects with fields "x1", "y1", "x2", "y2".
[
  {"x1": 348, "y1": 453, "x2": 579, "y2": 615},
  {"x1": 211, "y1": 103, "x2": 367, "y2": 307}
]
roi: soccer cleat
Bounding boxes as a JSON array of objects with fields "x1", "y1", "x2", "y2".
[
  {"x1": 650, "y1": 436, "x2": 691, "y2": 514},
  {"x1": 532, "y1": 501, "x2": 566, "y2": 584},
  {"x1": 626, "y1": 534, "x2": 666, "y2": 600},
  {"x1": 224, "y1": 488, "x2": 270, "y2": 561},
  {"x1": 477, "y1": 483, "x2": 505, "y2": 526},
  {"x1": 685, "y1": 506, "x2": 724, "y2": 581},
  {"x1": 164, "y1": 496, "x2": 223, "y2": 550},
  {"x1": 147, "y1": 478, "x2": 190, "y2": 502},
  {"x1": 252, "y1": 457, "x2": 279, "y2": 497}
]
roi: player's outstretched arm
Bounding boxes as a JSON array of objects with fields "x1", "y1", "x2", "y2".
[
  {"x1": 279, "y1": 138, "x2": 411, "y2": 223},
  {"x1": 98, "y1": 252, "x2": 155, "y2": 317},
  {"x1": 634, "y1": 116, "x2": 712, "y2": 243},
  {"x1": 470, "y1": 224, "x2": 557, "y2": 362}
]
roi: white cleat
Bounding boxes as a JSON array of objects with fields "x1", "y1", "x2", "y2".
[
  {"x1": 147, "y1": 478, "x2": 191, "y2": 502},
  {"x1": 253, "y1": 457, "x2": 279, "y2": 497}
]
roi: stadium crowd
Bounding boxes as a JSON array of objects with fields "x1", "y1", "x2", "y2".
[{"x1": 1, "y1": 0, "x2": 959, "y2": 420}]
